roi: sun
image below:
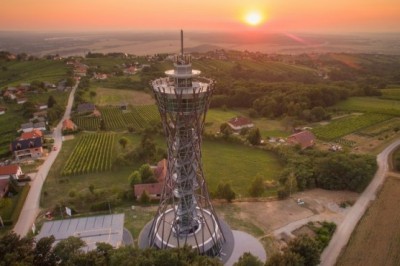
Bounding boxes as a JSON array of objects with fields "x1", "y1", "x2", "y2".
[{"x1": 244, "y1": 11, "x2": 263, "y2": 26}]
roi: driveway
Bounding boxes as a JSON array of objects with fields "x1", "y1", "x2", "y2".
[
  {"x1": 13, "y1": 82, "x2": 78, "y2": 236},
  {"x1": 320, "y1": 139, "x2": 400, "y2": 266}
]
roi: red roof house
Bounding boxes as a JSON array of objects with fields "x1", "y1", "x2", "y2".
[
  {"x1": 133, "y1": 159, "x2": 168, "y2": 199},
  {"x1": 0, "y1": 164, "x2": 23, "y2": 180},
  {"x1": 62, "y1": 119, "x2": 78, "y2": 131},
  {"x1": 287, "y1": 130, "x2": 316, "y2": 149},
  {"x1": 227, "y1": 116, "x2": 254, "y2": 131},
  {"x1": 20, "y1": 129, "x2": 43, "y2": 140}
]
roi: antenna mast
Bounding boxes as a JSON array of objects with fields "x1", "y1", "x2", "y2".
[{"x1": 180, "y1": 29, "x2": 184, "y2": 56}]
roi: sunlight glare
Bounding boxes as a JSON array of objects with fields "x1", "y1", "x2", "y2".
[{"x1": 244, "y1": 11, "x2": 263, "y2": 26}]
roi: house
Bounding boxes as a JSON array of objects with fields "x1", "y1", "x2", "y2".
[
  {"x1": 11, "y1": 137, "x2": 43, "y2": 161},
  {"x1": 0, "y1": 164, "x2": 23, "y2": 180},
  {"x1": 93, "y1": 73, "x2": 108, "y2": 80},
  {"x1": 0, "y1": 107, "x2": 6, "y2": 115},
  {"x1": 62, "y1": 119, "x2": 78, "y2": 132},
  {"x1": 123, "y1": 66, "x2": 137, "y2": 75},
  {"x1": 77, "y1": 103, "x2": 96, "y2": 114},
  {"x1": 227, "y1": 116, "x2": 254, "y2": 131},
  {"x1": 3, "y1": 91, "x2": 16, "y2": 100},
  {"x1": 287, "y1": 130, "x2": 316, "y2": 149},
  {"x1": 37, "y1": 103, "x2": 48, "y2": 110},
  {"x1": 20, "y1": 122, "x2": 46, "y2": 133},
  {"x1": 16, "y1": 97, "x2": 28, "y2": 105},
  {"x1": 133, "y1": 159, "x2": 167, "y2": 199},
  {"x1": 0, "y1": 179, "x2": 9, "y2": 198},
  {"x1": 19, "y1": 129, "x2": 43, "y2": 140}
]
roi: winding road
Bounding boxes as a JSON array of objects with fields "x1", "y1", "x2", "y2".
[
  {"x1": 320, "y1": 139, "x2": 400, "y2": 266},
  {"x1": 13, "y1": 83, "x2": 78, "y2": 236}
]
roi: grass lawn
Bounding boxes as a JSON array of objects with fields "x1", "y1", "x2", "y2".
[
  {"x1": 202, "y1": 140, "x2": 283, "y2": 197},
  {"x1": 0, "y1": 102, "x2": 23, "y2": 157},
  {"x1": 335, "y1": 97, "x2": 400, "y2": 116},
  {"x1": 88, "y1": 87, "x2": 155, "y2": 106}
]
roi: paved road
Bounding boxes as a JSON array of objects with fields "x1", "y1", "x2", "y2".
[
  {"x1": 13, "y1": 83, "x2": 78, "y2": 236},
  {"x1": 320, "y1": 139, "x2": 400, "y2": 266}
]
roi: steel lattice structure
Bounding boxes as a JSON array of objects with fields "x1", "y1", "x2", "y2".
[{"x1": 144, "y1": 31, "x2": 226, "y2": 256}]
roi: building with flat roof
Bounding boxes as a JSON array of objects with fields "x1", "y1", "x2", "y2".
[{"x1": 36, "y1": 214, "x2": 127, "y2": 251}]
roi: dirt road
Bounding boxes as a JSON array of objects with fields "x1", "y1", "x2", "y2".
[
  {"x1": 320, "y1": 139, "x2": 400, "y2": 266},
  {"x1": 13, "y1": 83, "x2": 78, "y2": 236}
]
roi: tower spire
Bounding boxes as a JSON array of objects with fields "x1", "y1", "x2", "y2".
[{"x1": 180, "y1": 29, "x2": 184, "y2": 56}]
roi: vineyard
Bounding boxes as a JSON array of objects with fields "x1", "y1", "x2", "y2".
[
  {"x1": 61, "y1": 133, "x2": 115, "y2": 176},
  {"x1": 73, "y1": 117, "x2": 100, "y2": 131},
  {"x1": 335, "y1": 97, "x2": 400, "y2": 116},
  {"x1": 312, "y1": 113, "x2": 393, "y2": 141},
  {"x1": 72, "y1": 105, "x2": 160, "y2": 132},
  {"x1": 357, "y1": 118, "x2": 400, "y2": 137}
]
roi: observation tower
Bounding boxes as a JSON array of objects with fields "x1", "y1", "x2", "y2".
[{"x1": 139, "y1": 31, "x2": 233, "y2": 261}]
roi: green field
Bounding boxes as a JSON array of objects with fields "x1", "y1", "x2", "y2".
[
  {"x1": 335, "y1": 97, "x2": 400, "y2": 116},
  {"x1": 312, "y1": 113, "x2": 393, "y2": 141},
  {"x1": 202, "y1": 140, "x2": 282, "y2": 197},
  {"x1": 357, "y1": 118, "x2": 400, "y2": 137},
  {"x1": 0, "y1": 59, "x2": 68, "y2": 87},
  {"x1": 87, "y1": 87, "x2": 155, "y2": 106},
  {"x1": 381, "y1": 88, "x2": 400, "y2": 101}
]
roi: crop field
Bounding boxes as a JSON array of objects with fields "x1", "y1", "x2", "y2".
[
  {"x1": 0, "y1": 59, "x2": 68, "y2": 87},
  {"x1": 72, "y1": 116, "x2": 100, "y2": 131},
  {"x1": 335, "y1": 97, "x2": 400, "y2": 116},
  {"x1": 61, "y1": 133, "x2": 115, "y2": 176},
  {"x1": 336, "y1": 176, "x2": 400, "y2": 266},
  {"x1": 100, "y1": 106, "x2": 127, "y2": 130},
  {"x1": 312, "y1": 113, "x2": 393, "y2": 141},
  {"x1": 73, "y1": 105, "x2": 159, "y2": 132},
  {"x1": 357, "y1": 118, "x2": 400, "y2": 137},
  {"x1": 380, "y1": 88, "x2": 400, "y2": 101}
]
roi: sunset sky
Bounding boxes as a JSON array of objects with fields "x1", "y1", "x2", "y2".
[{"x1": 1, "y1": 0, "x2": 399, "y2": 32}]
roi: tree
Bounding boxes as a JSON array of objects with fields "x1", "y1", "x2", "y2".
[
  {"x1": 34, "y1": 236, "x2": 57, "y2": 266},
  {"x1": 139, "y1": 190, "x2": 150, "y2": 204},
  {"x1": 287, "y1": 235, "x2": 320, "y2": 266},
  {"x1": 22, "y1": 101, "x2": 37, "y2": 118},
  {"x1": 139, "y1": 164, "x2": 156, "y2": 183},
  {"x1": 0, "y1": 232, "x2": 34, "y2": 265},
  {"x1": 220, "y1": 122, "x2": 232, "y2": 136},
  {"x1": 128, "y1": 171, "x2": 141, "y2": 186},
  {"x1": 248, "y1": 176, "x2": 264, "y2": 197},
  {"x1": 233, "y1": 252, "x2": 263, "y2": 266},
  {"x1": 266, "y1": 251, "x2": 305, "y2": 266},
  {"x1": 247, "y1": 127, "x2": 262, "y2": 145},
  {"x1": 100, "y1": 119, "x2": 106, "y2": 130},
  {"x1": 90, "y1": 91, "x2": 97, "y2": 100},
  {"x1": 215, "y1": 182, "x2": 236, "y2": 202},
  {"x1": 53, "y1": 236, "x2": 86, "y2": 264},
  {"x1": 119, "y1": 137, "x2": 128, "y2": 149},
  {"x1": 47, "y1": 95, "x2": 57, "y2": 108}
]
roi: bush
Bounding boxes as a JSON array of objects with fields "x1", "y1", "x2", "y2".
[
  {"x1": 90, "y1": 201, "x2": 112, "y2": 212},
  {"x1": 277, "y1": 188, "x2": 290, "y2": 200}
]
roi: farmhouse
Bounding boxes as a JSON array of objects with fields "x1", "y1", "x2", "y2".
[
  {"x1": 36, "y1": 214, "x2": 127, "y2": 251},
  {"x1": 93, "y1": 73, "x2": 108, "y2": 80},
  {"x1": 37, "y1": 103, "x2": 48, "y2": 110},
  {"x1": 123, "y1": 66, "x2": 137, "y2": 75},
  {"x1": 287, "y1": 130, "x2": 316, "y2": 149},
  {"x1": 227, "y1": 116, "x2": 254, "y2": 131},
  {"x1": 0, "y1": 164, "x2": 23, "y2": 180},
  {"x1": 19, "y1": 129, "x2": 43, "y2": 140},
  {"x1": 0, "y1": 107, "x2": 6, "y2": 115},
  {"x1": 62, "y1": 119, "x2": 78, "y2": 132},
  {"x1": 134, "y1": 159, "x2": 167, "y2": 199},
  {"x1": 11, "y1": 137, "x2": 43, "y2": 161},
  {"x1": 77, "y1": 103, "x2": 96, "y2": 114}
]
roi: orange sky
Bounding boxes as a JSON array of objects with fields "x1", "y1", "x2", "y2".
[{"x1": 1, "y1": 0, "x2": 399, "y2": 32}]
